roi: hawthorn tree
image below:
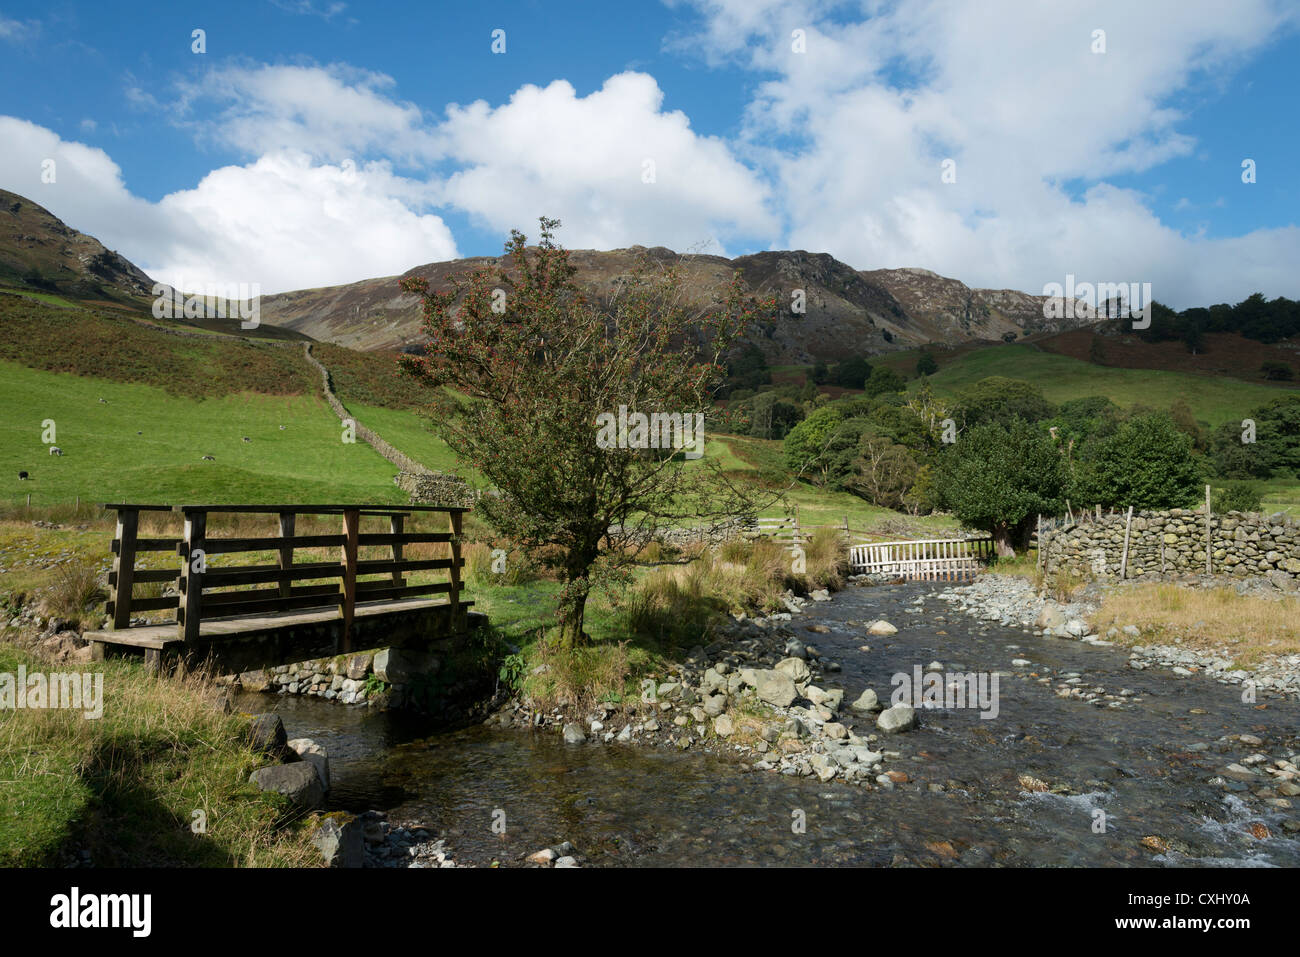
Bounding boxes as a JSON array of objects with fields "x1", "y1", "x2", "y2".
[
  {"x1": 398, "y1": 218, "x2": 776, "y2": 647},
  {"x1": 934, "y1": 418, "x2": 1067, "y2": 556}
]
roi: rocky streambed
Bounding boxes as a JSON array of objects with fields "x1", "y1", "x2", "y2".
[
  {"x1": 937, "y1": 573, "x2": 1300, "y2": 700},
  {"x1": 249, "y1": 576, "x2": 1300, "y2": 868}
]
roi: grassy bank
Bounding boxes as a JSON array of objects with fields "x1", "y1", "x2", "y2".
[
  {"x1": 1089, "y1": 583, "x2": 1300, "y2": 664},
  {"x1": 468, "y1": 528, "x2": 848, "y2": 713},
  {"x1": 0, "y1": 640, "x2": 319, "y2": 867}
]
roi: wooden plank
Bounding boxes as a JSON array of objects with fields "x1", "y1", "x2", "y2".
[
  {"x1": 179, "y1": 510, "x2": 206, "y2": 643},
  {"x1": 341, "y1": 508, "x2": 359, "y2": 652},
  {"x1": 110, "y1": 508, "x2": 138, "y2": 630},
  {"x1": 357, "y1": 532, "x2": 453, "y2": 546},
  {"x1": 202, "y1": 561, "x2": 341, "y2": 587},
  {"x1": 355, "y1": 581, "x2": 453, "y2": 603},
  {"x1": 204, "y1": 591, "x2": 344, "y2": 618},
  {"x1": 200, "y1": 534, "x2": 345, "y2": 555},
  {"x1": 205, "y1": 583, "x2": 339, "y2": 605},
  {"x1": 113, "y1": 537, "x2": 180, "y2": 553},
  {"x1": 109, "y1": 567, "x2": 178, "y2": 586},
  {"x1": 82, "y1": 628, "x2": 182, "y2": 650},
  {"x1": 354, "y1": 557, "x2": 461, "y2": 576},
  {"x1": 107, "y1": 595, "x2": 179, "y2": 614},
  {"x1": 175, "y1": 504, "x2": 465, "y2": 513}
]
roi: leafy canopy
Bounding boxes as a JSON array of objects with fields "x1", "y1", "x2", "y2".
[{"x1": 398, "y1": 218, "x2": 776, "y2": 645}]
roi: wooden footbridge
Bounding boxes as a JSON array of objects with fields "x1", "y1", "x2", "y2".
[
  {"x1": 85, "y1": 503, "x2": 472, "y2": 673},
  {"x1": 849, "y1": 536, "x2": 994, "y2": 581}
]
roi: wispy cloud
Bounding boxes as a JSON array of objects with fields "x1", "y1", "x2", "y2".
[
  {"x1": 269, "y1": 0, "x2": 348, "y2": 21},
  {"x1": 0, "y1": 15, "x2": 38, "y2": 42}
]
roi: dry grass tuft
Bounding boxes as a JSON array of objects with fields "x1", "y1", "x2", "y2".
[
  {"x1": 44, "y1": 558, "x2": 106, "y2": 622},
  {"x1": 1091, "y1": 583, "x2": 1300, "y2": 664},
  {"x1": 525, "y1": 637, "x2": 635, "y2": 713}
]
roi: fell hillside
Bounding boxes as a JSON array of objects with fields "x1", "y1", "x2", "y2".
[
  {"x1": 860, "y1": 267, "x2": 1071, "y2": 342},
  {"x1": 260, "y1": 246, "x2": 1099, "y2": 361},
  {"x1": 0, "y1": 294, "x2": 315, "y2": 397},
  {"x1": 0, "y1": 188, "x2": 154, "y2": 305}
]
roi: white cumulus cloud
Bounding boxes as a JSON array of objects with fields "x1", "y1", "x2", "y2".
[
  {"x1": 0, "y1": 116, "x2": 457, "y2": 294},
  {"x1": 430, "y1": 72, "x2": 776, "y2": 255}
]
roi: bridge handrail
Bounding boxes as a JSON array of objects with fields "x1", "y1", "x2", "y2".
[{"x1": 103, "y1": 503, "x2": 467, "y2": 651}]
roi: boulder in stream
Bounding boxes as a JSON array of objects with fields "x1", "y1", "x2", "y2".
[{"x1": 876, "y1": 703, "x2": 917, "y2": 734}]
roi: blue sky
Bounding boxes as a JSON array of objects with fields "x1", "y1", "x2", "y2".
[{"x1": 1, "y1": 0, "x2": 1298, "y2": 307}]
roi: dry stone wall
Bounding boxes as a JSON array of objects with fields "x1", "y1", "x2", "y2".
[
  {"x1": 394, "y1": 470, "x2": 475, "y2": 508},
  {"x1": 1042, "y1": 508, "x2": 1300, "y2": 582},
  {"x1": 304, "y1": 343, "x2": 475, "y2": 505}
]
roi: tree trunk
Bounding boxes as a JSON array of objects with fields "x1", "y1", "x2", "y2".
[
  {"x1": 992, "y1": 525, "x2": 1016, "y2": 558},
  {"x1": 556, "y1": 540, "x2": 600, "y2": 647},
  {"x1": 556, "y1": 592, "x2": 589, "y2": 648}
]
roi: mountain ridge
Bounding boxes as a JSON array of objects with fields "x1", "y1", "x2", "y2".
[{"x1": 0, "y1": 188, "x2": 1097, "y2": 359}]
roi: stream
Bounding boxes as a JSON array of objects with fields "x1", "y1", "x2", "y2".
[{"x1": 234, "y1": 582, "x2": 1300, "y2": 867}]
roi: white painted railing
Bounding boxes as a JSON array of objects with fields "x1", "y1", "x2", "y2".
[{"x1": 849, "y1": 536, "x2": 994, "y2": 581}]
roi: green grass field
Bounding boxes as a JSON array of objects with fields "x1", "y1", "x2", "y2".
[
  {"x1": 0, "y1": 361, "x2": 406, "y2": 508},
  {"x1": 349, "y1": 402, "x2": 470, "y2": 477},
  {"x1": 915, "y1": 344, "x2": 1294, "y2": 427}
]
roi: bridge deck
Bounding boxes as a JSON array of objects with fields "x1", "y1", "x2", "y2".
[
  {"x1": 86, "y1": 597, "x2": 456, "y2": 650},
  {"x1": 85, "y1": 598, "x2": 474, "y2": 674}
]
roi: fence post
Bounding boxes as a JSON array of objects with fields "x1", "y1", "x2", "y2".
[
  {"x1": 1205, "y1": 484, "x2": 1212, "y2": 574},
  {"x1": 179, "y1": 509, "x2": 206, "y2": 643},
  {"x1": 110, "y1": 508, "x2": 139, "y2": 630},
  {"x1": 1120, "y1": 505, "x2": 1133, "y2": 580},
  {"x1": 1036, "y1": 514, "x2": 1042, "y2": 572}
]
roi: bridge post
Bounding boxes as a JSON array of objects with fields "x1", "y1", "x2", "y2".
[
  {"x1": 389, "y1": 514, "x2": 405, "y2": 588},
  {"x1": 179, "y1": 509, "x2": 206, "y2": 644},
  {"x1": 109, "y1": 507, "x2": 138, "y2": 630},
  {"x1": 340, "y1": 508, "x2": 359, "y2": 652},
  {"x1": 277, "y1": 511, "x2": 296, "y2": 599},
  {"x1": 448, "y1": 509, "x2": 463, "y2": 624}
]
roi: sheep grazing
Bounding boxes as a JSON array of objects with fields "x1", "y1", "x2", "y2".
[
  {"x1": 18, "y1": 471, "x2": 28, "y2": 480},
  {"x1": 98, "y1": 398, "x2": 107, "y2": 404},
  {"x1": 279, "y1": 425, "x2": 286, "y2": 430},
  {"x1": 49, "y1": 446, "x2": 63, "y2": 456},
  {"x1": 242, "y1": 436, "x2": 251, "y2": 443},
  {"x1": 201, "y1": 455, "x2": 215, "y2": 461},
  {"x1": 136, "y1": 430, "x2": 143, "y2": 435}
]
